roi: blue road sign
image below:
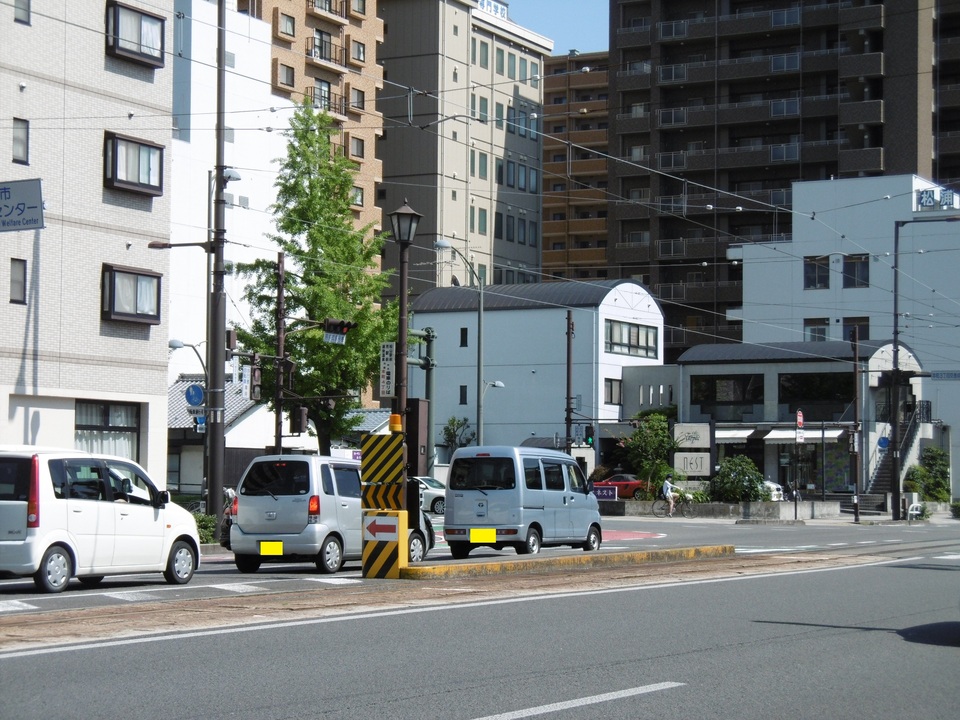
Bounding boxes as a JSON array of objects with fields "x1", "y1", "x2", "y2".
[{"x1": 185, "y1": 384, "x2": 205, "y2": 407}]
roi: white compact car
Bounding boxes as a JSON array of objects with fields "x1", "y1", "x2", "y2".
[
  {"x1": 415, "y1": 476, "x2": 447, "y2": 514},
  {"x1": 0, "y1": 447, "x2": 200, "y2": 593}
]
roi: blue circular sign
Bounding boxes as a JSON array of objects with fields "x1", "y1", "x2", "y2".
[
  {"x1": 878, "y1": 436, "x2": 890, "y2": 450},
  {"x1": 185, "y1": 384, "x2": 205, "y2": 407}
]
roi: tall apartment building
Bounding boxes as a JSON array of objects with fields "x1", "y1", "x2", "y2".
[
  {"x1": 608, "y1": 0, "x2": 960, "y2": 362},
  {"x1": 1, "y1": 1, "x2": 174, "y2": 471},
  {"x1": 541, "y1": 50, "x2": 611, "y2": 282},
  {"x1": 377, "y1": 0, "x2": 551, "y2": 295},
  {"x1": 238, "y1": 0, "x2": 384, "y2": 235}
]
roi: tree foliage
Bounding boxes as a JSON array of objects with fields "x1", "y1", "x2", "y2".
[
  {"x1": 235, "y1": 101, "x2": 396, "y2": 453},
  {"x1": 619, "y1": 413, "x2": 678, "y2": 483},
  {"x1": 441, "y1": 417, "x2": 476, "y2": 449},
  {"x1": 904, "y1": 447, "x2": 951, "y2": 502},
  {"x1": 712, "y1": 455, "x2": 764, "y2": 503}
]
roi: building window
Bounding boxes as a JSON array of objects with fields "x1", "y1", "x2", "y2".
[
  {"x1": 507, "y1": 52, "x2": 516, "y2": 79},
  {"x1": 105, "y1": 1, "x2": 164, "y2": 68},
  {"x1": 496, "y1": 158, "x2": 504, "y2": 185},
  {"x1": 279, "y1": 63, "x2": 295, "y2": 86},
  {"x1": 351, "y1": 186, "x2": 364, "y2": 206},
  {"x1": 518, "y1": 219, "x2": 526, "y2": 245},
  {"x1": 103, "y1": 132, "x2": 163, "y2": 196},
  {"x1": 279, "y1": 13, "x2": 295, "y2": 36},
  {"x1": 506, "y1": 215, "x2": 515, "y2": 242},
  {"x1": 605, "y1": 319, "x2": 658, "y2": 359},
  {"x1": 518, "y1": 165, "x2": 527, "y2": 191},
  {"x1": 507, "y1": 106, "x2": 516, "y2": 133},
  {"x1": 843, "y1": 317, "x2": 869, "y2": 342},
  {"x1": 506, "y1": 161, "x2": 515, "y2": 187},
  {"x1": 479, "y1": 40, "x2": 489, "y2": 69},
  {"x1": 495, "y1": 103, "x2": 504, "y2": 129},
  {"x1": 477, "y1": 208, "x2": 487, "y2": 235},
  {"x1": 803, "y1": 256, "x2": 829, "y2": 289},
  {"x1": 529, "y1": 168, "x2": 539, "y2": 194},
  {"x1": 842, "y1": 254, "x2": 869, "y2": 288},
  {"x1": 101, "y1": 263, "x2": 160, "y2": 324},
  {"x1": 691, "y1": 375, "x2": 763, "y2": 405},
  {"x1": 496, "y1": 48, "x2": 504, "y2": 75},
  {"x1": 350, "y1": 136, "x2": 364, "y2": 158},
  {"x1": 518, "y1": 111, "x2": 527, "y2": 137},
  {"x1": 478, "y1": 152, "x2": 488, "y2": 180},
  {"x1": 804, "y1": 318, "x2": 829, "y2": 341},
  {"x1": 494, "y1": 212, "x2": 504, "y2": 240},
  {"x1": 12, "y1": 118, "x2": 28, "y2": 164},
  {"x1": 352, "y1": 40, "x2": 366, "y2": 62},
  {"x1": 75, "y1": 401, "x2": 140, "y2": 460},
  {"x1": 350, "y1": 87, "x2": 365, "y2": 110},
  {"x1": 519, "y1": 57, "x2": 528, "y2": 83},
  {"x1": 351, "y1": 0, "x2": 366, "y2": 14},
  {"x1": 531, "y1": 62, "x2": 539, "y2": 88},
  {"x1": 604, "y1": 378, "x2": 622, "y2": 406},
  {"x1": 14, "y1": 0, "x2": 30, "y2": 24},
  {"x1": 10, "y1": 258, "x2": 26, "y2": 304},
  {"x1": 479, "y1": 96, "x2": 489, "y2": 123},
  {"x1": 459, "y1": 385, "x2": 468, "y2": 405},
  {"x1": 314, "y1": 80, "x2": 332, "y2": 110},
  {"x1": 460, "y1": 328, "x2": 468, "y2": 347}
]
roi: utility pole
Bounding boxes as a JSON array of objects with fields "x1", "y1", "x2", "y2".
[
  {"x1": 565, "y1": 311, "x2": 573, "y2": 454},
  {"x1": 274, "y1": 251, "x2": 285, "y2": 454}
]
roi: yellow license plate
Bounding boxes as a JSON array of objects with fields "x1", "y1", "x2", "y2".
[{"x1": 260, "y1": 540, "x2": 283, "y2": 555}]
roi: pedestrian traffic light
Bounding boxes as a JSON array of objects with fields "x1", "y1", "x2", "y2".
[
  {"x1": 250, "y1": 353, "x2": 262, "y2": 401},
  {"x1": 324, "y1": 318, "x2": 358, "y2": 335},
  {"x1": 585, "y1": 425, "x2": 595, "y2": 446}
]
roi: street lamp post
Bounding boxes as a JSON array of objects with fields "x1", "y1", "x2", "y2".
[
  {"x1": 890, "y1": 214, "x2": 960, "y2": 520},
  {"x1": 435, "y1": 237, "x2": 502, "y2": 444},
  {"x1": 388, "y1": 200, "x2": 423, "y2": 432}
]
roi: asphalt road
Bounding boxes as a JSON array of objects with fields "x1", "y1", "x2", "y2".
[{"x1": 0, "y1": 519, "x2": 957, "y2": 720}]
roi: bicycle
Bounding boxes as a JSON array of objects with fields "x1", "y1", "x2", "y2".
[{"x1": 651, "y1": 493, "x2": 696, "y2": 518}]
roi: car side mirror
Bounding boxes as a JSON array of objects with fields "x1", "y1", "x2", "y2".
[
  {"x1": 122, "y1": 478, "x2": 133, "y2": 494},
  {"x1": 586, "y1": 481, "x2": 594, "y2": 495},
  {"x1": 156, "y1": 490, "x2": 170, "y2": 507}
]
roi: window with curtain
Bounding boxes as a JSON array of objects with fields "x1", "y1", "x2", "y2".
[
  {"x1": 106, "y1": 2, "x2": 164, "y2": 68},
  {"x1": 104, "y1": 132, "x2": 163, "y2": 196},
  {"x1": 13, "y1": 118, "x2": 28, "y2": 164},
  {"x1": 101, "y1": 264, "x2": 161, "y2": 324},
  {"x1": 75, "y1": 401, "x2": 139, "y2": 461}
]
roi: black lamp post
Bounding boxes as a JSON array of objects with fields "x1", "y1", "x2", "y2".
[{"x1": 388, "y1": 200, "x2": 422, "y2": 431}]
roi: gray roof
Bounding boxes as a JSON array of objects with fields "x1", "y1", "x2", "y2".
[
  {"x1": 346, "y1": 408, "x2": 393, "y2": 433},
  {"x1": 168, "y1": 374, "x2": 259, "y2": 430},
  {"x1": 411, "y1": 279, "x2": 648, "y2": 313},
  {"x1": 678, "y1": 339, "x2": 894, "y2": 365}
]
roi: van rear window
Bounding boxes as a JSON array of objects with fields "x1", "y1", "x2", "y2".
[
  {"x1": 241, "y1": 460, "x2": 310, "y2": 496},
  {"x1": 449, "y1": 457, "x2": 516, "y2": 490},
  {"x1": 0, "y1": 459, "x2": 31, "y2": 501}
]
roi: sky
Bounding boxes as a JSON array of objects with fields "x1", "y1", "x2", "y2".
[{"x1": 505, "y1": 0, "x2": 610, "y2": 55}]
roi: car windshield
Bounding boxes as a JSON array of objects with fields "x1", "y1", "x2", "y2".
[
  {"x1": 240, "y1": 460, "x2": 309, "y2": 496},
  {"x1": 448, "y1": 458, "x2": 516, "y2": 490},
  {"x1": 420, "y1": 477, "x2": 444, "y2": 489}
]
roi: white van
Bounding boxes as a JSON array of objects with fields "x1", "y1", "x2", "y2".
[
  {"x1": 0, "y1": 447, "x2": 200, "y2": 593},
  {"x1": 444, "y1": 446, "x2": 602, "y2": 559},
  {"x1": 229, "y1": 454, "x2": 434, "y2": 574}
]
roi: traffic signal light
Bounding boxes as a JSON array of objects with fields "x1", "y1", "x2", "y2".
[
  {"x1": 289, "y1": 406, "x2": 308, "y2": 434},
  {"x1": 585, "y1": 425, "x2": 595, "y2": 446},
  {"x1": 324, "y1": 318, "x2": 358, "y2": 335},
  {"x1": 250, "y1": 353, "x2": 262, "y2": 401}
]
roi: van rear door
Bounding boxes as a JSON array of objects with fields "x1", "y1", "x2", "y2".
[
  {"x1": 0, "y1": 457, "x2": 31, "y2": 562},
  {"x1": 236, "y1": 459, "x2": 312, "y2": 535},
  {"x1": 447, "y1": 456, "x2": 520, "y2": 527}
]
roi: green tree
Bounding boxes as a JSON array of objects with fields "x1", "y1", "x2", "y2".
[
  {"x1": 905, "y1": 447, "x2": 951, "y2": 502},
  {"x1": 620, "y1": 413, "x2": 678, "y2": 485},
  {"x1": 236, "y1": 101, "x2": 396, "y2": 453},
  {"x1": 441, "y1": 417, "x2": 476, "y2": 449},
  {"x1": 712, "y1": 455, "x2": 764, "y2": 502}
]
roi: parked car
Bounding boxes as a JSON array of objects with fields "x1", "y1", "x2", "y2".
[
  {"x1": 594, "y1": 473, "x2": 650, "y2": 500},
  {"x1": 0, "y1": 447, "x2": 200, "y2": 592},
  {"x1": 229, "y1": 455, "x2": 434, "y2": 574},
  {"x1": 415, "y1": 476, "x2": 446, "y2": 514}
]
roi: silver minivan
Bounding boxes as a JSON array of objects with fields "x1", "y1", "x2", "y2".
[
  {"x1": 229, "y1": 454, "x2": 433, "y2": 574},
  {"x1": 444, "y1": 446, "x2": 602, "y2": 559}
]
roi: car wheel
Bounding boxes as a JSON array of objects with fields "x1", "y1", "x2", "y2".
[
  {"x1": 431, "y1": 498, "x2": 445, "y2": 515},
  {"x1": 517, "y1": 527, "x2": 541, "y2": 555},
  {"x1": 449, "y1": 542, "x2": 471, "y2": 560},
  {"x1": 78, "y1": 576, "x2": 105, "y2": 587},
  {"x1": 632, "y1": 488, "x2": 644, "y2": 500},
  {"x1": 408, "y1": 531, "x2": 427, "y2": 563},
  {"x1": 34, "y1": 545, "x2": 72, "y2": 593},
  {"x1": 163, "y1": 540, "x2": 197, "y2": 584},
  {"x1": 317, "y1": 536, "x2": 343, "y2": 574},
  {"x1": 234, "y1": 554, "x2": 261, "y2": 573},
  {"x1": 582, "y1": 526, "x2": 601, "y2": 551}
]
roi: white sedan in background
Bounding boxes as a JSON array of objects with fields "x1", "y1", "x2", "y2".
[{"x1": 416, "y1": 476, "x2": 446, "y2": 514}]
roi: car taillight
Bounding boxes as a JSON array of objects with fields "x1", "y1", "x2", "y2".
[
  {"x1": 27, "y1": 454, "x2": 40, "y2": 528},
  {"x1": 231, "y1": 496, "x2": 238, "y2": 516},
  {"x1": 308, "y1": 495, "x2": 320, "y2": 514}
]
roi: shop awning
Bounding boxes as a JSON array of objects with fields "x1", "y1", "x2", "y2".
[
  {"x1": 715, "y1": 428, "x2": 755, "y2": 444},
  {"x1": 762, "y1": 428, "x2": 845, "y2": 443}
]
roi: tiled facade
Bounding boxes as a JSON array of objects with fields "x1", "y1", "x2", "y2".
[{"x1": 1, "y1": 1, "x2": 174, "y2": 472}]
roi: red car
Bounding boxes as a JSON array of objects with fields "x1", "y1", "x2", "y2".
[{"x1": 594, "y1": 474, "x2": 650, "y2": 500}]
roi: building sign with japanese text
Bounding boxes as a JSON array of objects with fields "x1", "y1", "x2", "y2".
[{"x1": 0, "y1": 179, "x2": 44, "y2": 232}]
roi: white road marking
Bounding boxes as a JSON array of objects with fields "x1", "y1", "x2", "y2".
[
  {"x1": 933, "y1": 554, "x2": 960, "y2": 560},
  {"x1": 306, "y1": 577, "x2": 363, "y2": 585},
  {"x1": 469, "y1": 682, "x2": 685, "y2": 720},
  {"x1": 0, "y1": 600, "x2": 39, "y2": 613},
  {"x1": 103, "y1": 591, "x2": 157, "y2": 602},
  {"x1": 210, "y1": 584, "x2": 263, "y2": 594}
]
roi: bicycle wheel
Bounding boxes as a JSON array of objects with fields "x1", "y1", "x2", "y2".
[
  {"x1": 651, "y1": 498, "x2": 668, "y2": 518},
  {"x1": 680, "y1": 499, "x2": 695, "y2": 518}
]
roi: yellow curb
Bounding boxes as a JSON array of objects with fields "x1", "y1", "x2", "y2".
[{"x1": 400, "y1": 545, "x2": 735, "y2": 579}]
